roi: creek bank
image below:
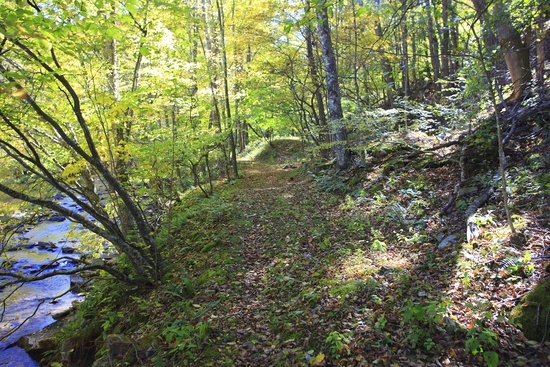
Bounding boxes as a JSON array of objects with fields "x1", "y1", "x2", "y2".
[
  {"x1": 0, "y1": 194, "x2": 102, "y2": 365},
  {"x1": 17, "y1": 316, "x2": 71, "y2": 361}
]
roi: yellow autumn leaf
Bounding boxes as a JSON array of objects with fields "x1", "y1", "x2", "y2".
[{"x1": 310, "y1": 353, "x2": 325, "y2": 365}]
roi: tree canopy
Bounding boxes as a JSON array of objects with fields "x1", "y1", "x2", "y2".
[{"x1": 0, "y1": 0, "x2": 547, "y2": 283}]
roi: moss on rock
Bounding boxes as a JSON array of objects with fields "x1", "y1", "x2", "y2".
[{"x1": 511, "y1": 279, "x2": 550, "y2": 341}]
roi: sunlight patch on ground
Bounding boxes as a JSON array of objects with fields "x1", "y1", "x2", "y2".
[{"x1": 323, "y1": 246, "x2": 416, "y2": 297}]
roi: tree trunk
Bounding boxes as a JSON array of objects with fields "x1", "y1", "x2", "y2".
[
  {"x1": 535, "y1": 11, "x2": 549, "y2": 92},
  {"x1": 441, "y1": 0, "x2": 451, "y2": 78},
  {"x1": 493, "y1": 1, "x2": 532, "y2": 101},
  {"x1": 471, "y1": 0, "x2": 499, "y2": 51},
  {"x1": 351, "y1": 0, "x2": 362, "y2": 111},
  {"x1": 401, "y1": 0, "x2": 410, "y2": 97},
  {"x1": 304, "y1": 8, "x2": 330, "y2": 157},
  {"x1": 215, "y1": 0, "x2": 239, "y2": 179},
  {"x1": 426, "y1": 0, "x2": 441, "y2": 84},
  {"x1": 375, "y1": 22, "x2": 395, "y2": 108},
  {"x1": 316, "y1": 0, "x2": 350, "y2": 169}
]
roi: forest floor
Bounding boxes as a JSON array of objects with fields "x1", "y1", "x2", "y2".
[
  {"x1": 63, "y1": 129, "x2": 550, "y2": 367},
  {"x1": 124, "y1": 132, "x2": 550, "y2": 367}
]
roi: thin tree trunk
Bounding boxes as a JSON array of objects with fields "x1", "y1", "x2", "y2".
[
  {"x1": 426, "y1": 0, "x2": 441, "y2": 85},
  {"x1": 351, "y1": 0, "x2": 361, "y2": 111},
  {"x1": 411, "y1": 15, "x2": 418, "y2": 84},
  {"x1": 215, "y1": 0, "x2": 239, "y2": 179},
  {"x1": 401, "y1": 0, "x2": 410, "y2": 97},
  {"x1": 316, "y1": 0, "x2": 350, "y2": 169},
  {"x1": 471, "y1": 18, "x2": 518, "y2": 241},
  {"x1": 375, "y1": 22, "x2": 395, "y2": 108},
  {"x1": 471, "y1": 0, "x2": 499, "y2": 51},
  {"x1": 441, "y1": 0, "x2": 450, "y2": 78},
  {"x1": 535, "y1": 12, "x2": 548, "y2": 92},
  {"x1": 198, "y1": 0, "x2": 230, "y2": 179},
  {"x1": 304, "y1": 5, "x2": 330, "y2": 157}
]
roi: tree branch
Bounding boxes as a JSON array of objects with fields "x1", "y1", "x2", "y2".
[{"x1": 0, "y1": 263, "x2": 134, "y2": 287}]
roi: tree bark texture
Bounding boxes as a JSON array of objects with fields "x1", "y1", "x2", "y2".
[
  {"x1": 304, "y1": 13, "x2": 330, "y2": 157},
  {"x1": 441, "y1": 0, "x2": 451, "y2": 78},
  {"x1": 316, "y1": 0, "x2": 350, "y2": 169},
  {"x1": 493, "y1": 1, "x2": 532, "y2": 101},
  {"x1": 426, "y1": 0, "x2": 441, "y2": 84}
]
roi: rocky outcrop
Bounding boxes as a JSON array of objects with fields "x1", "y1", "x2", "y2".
[{"x1": 17, "y1": 318, "x2": 67, "y2": 361}]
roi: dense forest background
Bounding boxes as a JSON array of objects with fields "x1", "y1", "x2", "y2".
[{"x1": 1, "y1": 0, "x2": 549, "y2": 366}]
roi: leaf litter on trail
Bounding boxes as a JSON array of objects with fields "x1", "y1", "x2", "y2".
[{"x1": 144, "y1": 160, "x2": 550, "y2": 366}]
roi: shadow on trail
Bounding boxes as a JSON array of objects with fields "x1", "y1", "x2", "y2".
[{"x1": 174, "y1": 158, "x2": 543, "y2": 366}]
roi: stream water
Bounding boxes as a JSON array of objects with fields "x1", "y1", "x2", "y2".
[{"x1": 0, "y1": 196, "x2": 90, "y2": 365}]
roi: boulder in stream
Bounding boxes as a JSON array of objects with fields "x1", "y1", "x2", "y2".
[
  {"x1": 47, "y1": 215, "x2": 66, "y2": 222},
  {"x1": 35, "y1": 241, "x2": 57, "y2": 251},
  {"x1": 62, "y1": 246, "x2": 76, "y2": 254}
]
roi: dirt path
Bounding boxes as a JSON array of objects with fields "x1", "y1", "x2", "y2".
[
  {"x1": 169, "y1": 160, "x2": 548, "y2": 367},
  {"x1": 204, "y1": 162, "x2": 339, "y2": 366}
]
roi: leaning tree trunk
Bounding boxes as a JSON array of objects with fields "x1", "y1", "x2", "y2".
[{"x1": 316, "y1": 0, "x2": 350, "y2": 169}]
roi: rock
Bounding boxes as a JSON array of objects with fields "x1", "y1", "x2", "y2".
[
  {"x1": 47, "y1": 214, "x2": 66, "y2": 222},
  {"x1": 60, "y1": 320, "x2": 102, "y2": 366},
  {"x1": 89, "y1": 334, "x2": 134, "y2": 366},
  {"x1": 52, "y1": 306, "x2": 75, "y2": 320},
  {"x1": 90, "y1": 356, "x2": 110, "y2": 367},
  {"x1": 511, "y1": 279, "x2": 550, "y2": 341},
  {"x1": 62, "y1": 246, "x2": 76, "y2": 254},
  {"x1": 61, "y1": 337, "x2": 97, "y2": 367},
  {"x1": 70, "y1": 273, "x2": 91, "y2": 293},
  {"x1": 17, "y1": 319, "x2": 67, "y2": 361},
  {"x1": 36, "y1": 241, "x2": 57, "y2": 250},
  {"x1": 438, "y1": 234, "x2": 458, "y2": 249}
]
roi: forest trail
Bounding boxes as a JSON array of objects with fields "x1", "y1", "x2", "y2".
[
  {"x1": 191, "y1": 161, "x2": 345, "y2": 366},
  {"x1": 160, "y1": 145, "x2": 549, "y2": 367}
]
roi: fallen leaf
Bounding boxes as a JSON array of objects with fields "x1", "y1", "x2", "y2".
[{"x1": 310, "y1": 353, "x2": 325, "y2": 365}]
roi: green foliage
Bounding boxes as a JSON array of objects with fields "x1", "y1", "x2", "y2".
[
  {"x1": 324, "y1": 331, "x2": 351, "y2": 358},
  {"x1": 465, "y1": 320, "x2": 499, "y2": 367},
  {"x1": 401, "y1": 299, "x2": 450, "y2": 351},
  {"x1": 309, "y1": 170, "x2": 348, "y2": 193},
  {"x1": 161, "y1": 320, "x2": 209, "y2": 360},
  {"x1": 497, "y1": 252, "x2": 535, "y2": 279},
  {"x1": 370, "y1": 239, "x2": 387, "y2": 252},
  {"x1": 165, "y1": 279, "x2": 195, "y2": 300}
]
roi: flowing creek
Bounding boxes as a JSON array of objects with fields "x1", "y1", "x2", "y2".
[{"x1": 0, "y1": 196, "x2": 92, "y2": 365}]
